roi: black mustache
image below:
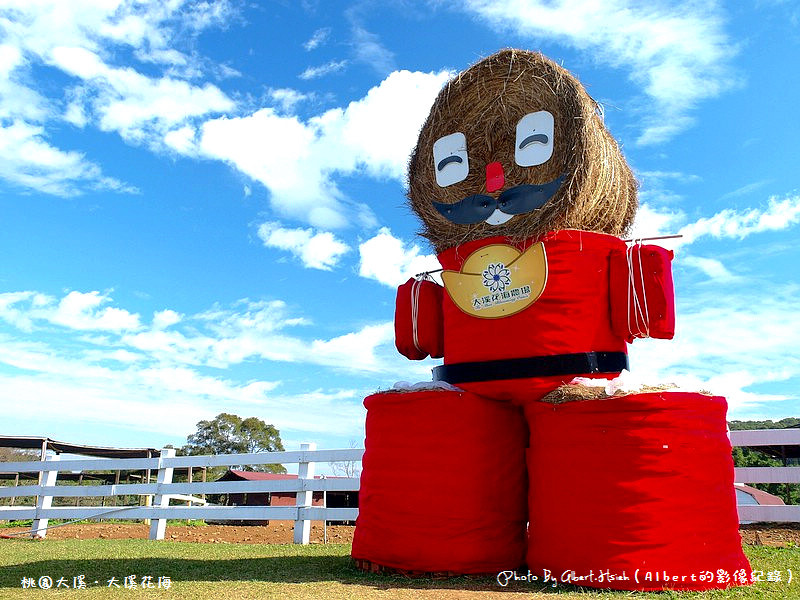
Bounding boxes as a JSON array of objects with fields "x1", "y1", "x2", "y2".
[{"x1": 432, "y1": 174, "x2": 566, "y2": 225}]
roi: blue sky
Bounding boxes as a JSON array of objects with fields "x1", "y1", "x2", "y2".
[{"x1": 1, "y1": 0, "x2": 799, "y2": 456}]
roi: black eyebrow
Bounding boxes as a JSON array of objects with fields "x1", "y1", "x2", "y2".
[
  {"x1": 518, "y1": 133, "x2": 549, "y2": 149},
  {"x1": 437, "y1": 155, "x2": 463, "y2": 171}
]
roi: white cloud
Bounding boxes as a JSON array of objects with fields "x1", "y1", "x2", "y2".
[
  {"x1": 137, "y1": 366, "x2": 280, "y2": 401},
  {"x1": 0, "y1": 370, "x2": 205, "y2": 438},
  {"x1": 183, "y1": 0, "x2": 238, "y2": 32},
  {"x1": 49, "y1": 45, "x2": 234, "y2": 143},
  {"x1": 638, "y1": 170, "x2": 701, "y2": 183},
  {"x1": 315, "y1": 69, "x2": 453, "y2": 181},
  {"x1": 303, "y1": 28, "x2": 331, "y2": 51},
  {"x1": 628, "y1": 203, "x2": 685, "y2": 240},
  {"x1": 64, "y1": 101, "x2": 89, "y2": 128},
  {"x1": 1, "y1": 2, "x2": 447, "y2": 216},
  {"x1": 310, "y1": 323, "x2": 395, "y2": 372},
  {"x1": 299, "y1": 60, "x2": 348, "y2": 80},
  {"x1": 0, "y1": 121, "x2": 136, "y2": 196},
  {"x1": 197, "y1": 300, "x2": 310, "y2": 336},
  {"x1": 462, "y1": 0, "x2": 736, "y2": 144},
  {"x1": 628, "y1": 285, "x2": 800, "y2": 416},
  {"x1": 98, "y1": 76, "x2": 233, "y2": 139},
  {"x1": 0, "y1": 0, "x2": 236, "y2": 194},
  {"x1": 122, "y1": 328, "x2": 215, "y2": 366},
  {"x1": 0, "y1": 290, "x2": 141, "y2": 332},
  {"x1": 0, "y1": 287, "x2": 414, "y2": 447},
  {"x1": 0, "y1": 291, "x2": 47, "y2": 332},
  {"x1": 358, "y1": 228, "x2": 441, "y2": 287},
  {"x1": 629, "y1": 194, "x2": 800, "y2": 251},
  {"x1": 164, "y1": 126, "x2": 197, "y2": 154},
  {"x1": 112, "y1": 297, "x2": 405, "y2": 374},
  {"x1": 0, "y1": 44, "x2": 49, "y2": 122},
  {"x1": 0, "y1": 339, "x2": 281, "y2": 439},
  {"x1": 0, "y1": 289, "x2": 406, "y2": 444},
  {"x1": 0, "y1": 353, "x2": 365, "y2": 446},
  {"x1": 0, "y1": 43, "x2": 21, "y2": 75},
  {"x1": 266, "y1": 389, "x2": 365, "y2": 436},
  {"x1": 682, "y1": 256, "x2": 736, "y2": 282},
  {"x1": 678, "y1": 195, "x2": 800, "y2": 244},
  {"x1": 199, "y1": 108, "x2": 348, "y2": 227},
  {"x1": 351, "y1": 26, "x2": 395, "y2": 74},
  {"x1": 718, "y1": 180, "x2": 771, "y2": 201},
  {"x1": 50, "y1": 46, "x2": 106, "y2": 79},
  {"x1": 3, "y1": 0, "x2": 234, "y2": 68},
  {"x1": 269, "y1": 88, "x2": 309, "y2": 113},
  {"x1": 152, "y1": 309, "x2": 182, "y2": 330},
  {"x1": 257, "y1": 222, "x2": 350, "y2": 270},
  {"x1": 51, "y1": 291, "x2": 141, "y2": 331},
  {"x1": 199, "y1": 69, "x2": 451, "y2": 229}
]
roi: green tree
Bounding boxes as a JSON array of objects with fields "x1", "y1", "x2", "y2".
[
  {"x1": 729, "y1": 418, "x2": 799, "y2": 505},
  {"x1": 729, "y1": 417, "x2": 800, "y2": 431},
  {"x1": 182, "y1": 413, "x2": 286, "y2": 474}
]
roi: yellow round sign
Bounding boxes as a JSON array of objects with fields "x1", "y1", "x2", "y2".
[{"x1": 441, "y1": 243, "x2": 548, "y2": 319}]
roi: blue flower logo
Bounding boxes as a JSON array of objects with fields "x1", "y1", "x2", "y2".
[{"x1": 482, "y1": 262, "x2": 511, "y2": 292}]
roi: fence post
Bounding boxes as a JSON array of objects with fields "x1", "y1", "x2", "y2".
[
  {"x1": 323, "y1": 476, "x2": 328, "y2": 545},
  {"x1": 32, "y1": 454, "x2": 60, "y2": 539},
  {"x1": 143, "y1": 449, "x2": 152, "y2": 526},
  {"x1": 293, "y1": 442, "x2": 317, "y2": 544},
  {"x1": 148, "y1": 447, "x2": 175, "y2": 541},
  {"x1": 10, "y1": 472, "x2": 19, "y2": 507}
]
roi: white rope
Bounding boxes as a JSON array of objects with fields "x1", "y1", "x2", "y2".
[
  {"x1": 635, "y1": 242, "x2": 650, "y2": 337},
  {"x1": 626, "y1": 243, "x2": 636, "y2": 336},
  {"x1": 627, "y1": 242, "x2": 645, "y2": 337},
  {"x1": 626, "y1": 241, "x2": 650, "y2": 339},
  {"x1": 411, "y1": 278, "x2": 423, "y2": 355}
]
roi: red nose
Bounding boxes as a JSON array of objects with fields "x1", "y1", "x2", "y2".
[{"x1": 486, "y1": 161, "x2": 505, "y2": 193}]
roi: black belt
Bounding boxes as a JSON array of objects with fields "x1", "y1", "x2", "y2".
[{"x1": 432, "y1": 351, "x2": 628, "y2": 384}]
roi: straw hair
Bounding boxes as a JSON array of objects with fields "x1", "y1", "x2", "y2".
[{"x1": 408, "y1": 49, "x2": 638, "y2": 253}]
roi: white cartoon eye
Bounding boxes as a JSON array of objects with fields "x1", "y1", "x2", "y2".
[
  {"x1": 515, "y1": 111, "x2": 554, "y2": 167},
  {"x1": 432, "y1": 132, "x2": 469, "y2": 187}
]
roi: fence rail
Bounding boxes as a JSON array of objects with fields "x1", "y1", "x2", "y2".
[
  {"x1": 0, "y1": 442, "x2": 364, "y2": 542},
  {"x1": 0, "y1": 430, "x2": 798, "y2": 541},
  {"x1": 729, "y1": 428, "x2": 799, "y2": 523}
]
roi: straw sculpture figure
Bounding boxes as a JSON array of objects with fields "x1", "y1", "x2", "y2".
[{"x1": 408, "y1": 48, "x2": 638, "y2": 253}]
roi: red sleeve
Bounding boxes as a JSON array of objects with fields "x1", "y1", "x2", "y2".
[
  {"x1": 609, "y1": 244, "x2": 676, "y2": 341},
  {"x1": 394, "y1": 278, "x2": 444, "y2": 360}
]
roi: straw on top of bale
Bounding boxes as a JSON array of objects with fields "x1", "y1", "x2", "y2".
[{"x1": 408, "y1": 49, "x2": 638, "y2": 254}]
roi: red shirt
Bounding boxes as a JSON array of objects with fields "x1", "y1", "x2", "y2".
[{"x1": 436, "y1": 230, "x2": 628, "y2": 402}]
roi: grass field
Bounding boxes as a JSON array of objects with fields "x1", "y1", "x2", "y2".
[{"x1": 0, "y1": 540, "x2": 797, "y2": 599}]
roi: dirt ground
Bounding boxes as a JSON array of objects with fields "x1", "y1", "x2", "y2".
[
  {"x1": 0, "y1": 521, "x2": 355, "y2": 544},
  {"x1": 2, "y1": 522, "x2": 798, "y2": 547},
  {"x1": 738, "y1": 523, "x2": 800, "y2": 547}
]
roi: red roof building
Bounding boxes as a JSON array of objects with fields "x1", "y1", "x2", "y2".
[{"x1": 214, "y1": 469, "x2": 358, "y2": 524}]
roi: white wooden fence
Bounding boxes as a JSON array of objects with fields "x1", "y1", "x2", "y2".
[
  {"x1": 0, "y1": 442, "x2": 363, "y2": 542},
  {"x1": 729, "y1": 429, "x2": 800, "y2": 523},
  {"x1": 0, "y1": 430, "x2": 798, "y2": 541}
]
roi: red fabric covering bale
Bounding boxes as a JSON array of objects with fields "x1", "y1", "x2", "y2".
[
  {"x1": 609, "y1": 244, "x2": 675, "y2": 341},
  {"x1": 525, "y1": 392, "x2": 751, "y2": 591},
  {"x1": 394, "y1": 277, "x2": 444, "y2": 360},
  {"x1": 352, "y1": 388, "x2": 528, "y2": 574}
]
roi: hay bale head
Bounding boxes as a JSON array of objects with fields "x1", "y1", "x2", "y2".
[{"x1": 408, "y1": 49, "x2": 638, "y2": 253}]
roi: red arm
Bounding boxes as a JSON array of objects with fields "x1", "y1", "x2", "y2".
[
  {"x1": 609, "y1": 244, "x2": 676, "y2": 342},
  {"x1": 394, "y1": 278, "x2": 445, "y2": 360}
]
